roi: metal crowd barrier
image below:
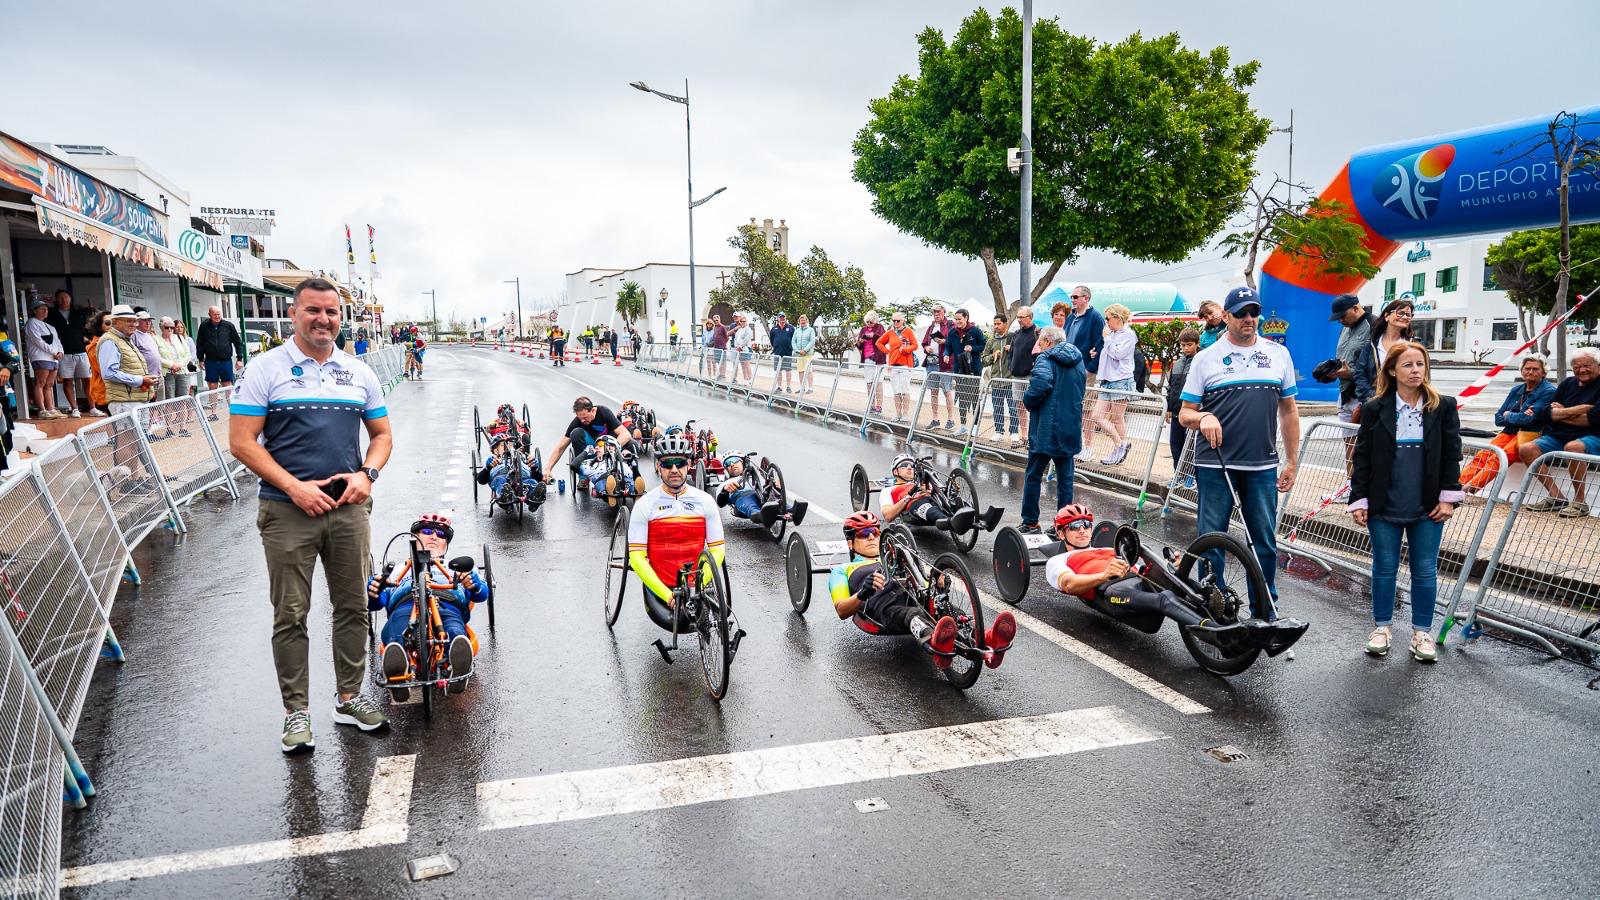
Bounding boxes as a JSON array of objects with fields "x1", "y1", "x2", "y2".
[
  {"x1": 1448, "y1": 450, "x2": 1600, "y2": 659},
  {"x1": 0, "y1": 342, "x2": 410, "y2": 893}
]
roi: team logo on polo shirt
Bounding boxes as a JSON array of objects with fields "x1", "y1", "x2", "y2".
[
  {"x1": 1250, "y1": 351, "x2": 1272, "y2": 368},
  {"x1": 334, "y1": 369, "x2": 354, "y2": 386},
  {"x1": 290, "y1": 365, "x2": 304, "y2": 377}
]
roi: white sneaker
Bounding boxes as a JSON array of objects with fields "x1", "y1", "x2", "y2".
[
  {"x1": 1365, "y1": 625, "x2": 1392, "y2": 657},
  {"x1": 954, "y1": 425, "x2": 969, "y2": 436},
  {"x1": 88, "y1": 408, "x2": 107, "y2": 417},
  {"x1": 1010, "y1": 435, "x2": 1023, "y2": 447},
  {"x1": 68, "y1": 409, "x2": 81, "y2": 418}
]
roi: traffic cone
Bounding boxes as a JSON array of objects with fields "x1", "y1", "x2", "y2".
[
  {"x1": 613, "y1": 356, "x2": 623, "y2": 366},
  {"x1": 591, "y1": 354, "x2": 600, "y2": 365}
]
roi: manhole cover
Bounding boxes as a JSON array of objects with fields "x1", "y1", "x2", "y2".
[
  {"x1": 854, "y1": 797, "x2": 890, "y2": 813},
  {"x1": 1206, "y1": 745, "x2": 1248, "y2": 763}
]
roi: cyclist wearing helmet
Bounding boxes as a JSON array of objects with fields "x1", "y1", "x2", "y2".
[
  {"x1": 828, "y1": 511, "x2": 1017, "y2": 669},
  {"x1": 1042, "y1": 504, "x2": 1188, "y2": 617},
  {"x1": 879, "y1": 455, "x2": 952, "y2": 528},
  {"x1": 476, "y1": 404, "x2": 542, "y2": 503},
  {"x1": 627, "y1": 433, "x2": 725, "y2": 610},
  {"x1": 366, "y1": 515, "x2": 488, "y2": 699},
  {"x1": 404, "y1": 333, "x2": 426, "y2": 377},
  {"x1": 713, "y1": 452, "x2": 807, "y2": 526},
  {"x1": 544, "y1": 396, "x2": 639, "y2": 488}
]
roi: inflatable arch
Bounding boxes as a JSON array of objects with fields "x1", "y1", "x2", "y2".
[{"x1": 1261, "y1": 106, "x2": 1600, "y2": 402}]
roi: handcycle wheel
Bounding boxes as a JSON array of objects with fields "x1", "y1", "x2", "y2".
[
  {"x1": 784, "y1": 532, "x2": 812, "y2": 613},
  {"x1": 991, "y1": 526, "x2": 1032, "y2": 605},
  {"x1": 693, "y1": 459, "x2": 707, "y2": 492},
  {"x1": 480, "y1": 543, "x2": 496, "y2": 631},
  {"x1": 849, "y1": 464, "x2": 870, "y2": 512},
  {"x1": 603, "y1": 509, "x2": 629, "y2": 627},
  {"x1": 1175, "y1": 531, "x2": 1267, "y2": 676},
  {"x1": 473, "y1": 406, "x2": 483, "y2": 455},
  {"x1": 762, "y1": 461, "x2": 787, "y2": 543},
  {"x1": 521, "y1": 404, "x2": 532, "y2": 442},
  {"x1": 885, "y1": 522, "x2": 919, "y2": 558},
  {"x1": 415, "y1": 594, "x2": 435, "y2": 719},
  {"x1": 511, "y1": 456, "x2": 525, "y2": 523},
  {"x1": 945, "y1": 467, "x2": 980, "y2": 554},
  {"x1": 695, "y1": 550, "x2": 733, "y2": 701},
  {"x1": 470, "y1": 447, "x2": 482, "y2": 504},
  {"x1": 930, "y1": 552, "x2": 986, "y2": 690}
]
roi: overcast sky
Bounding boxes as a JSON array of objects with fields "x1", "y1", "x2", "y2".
[{"x1": 10, "y1": 1, "x2": 1599, "y2": 322}]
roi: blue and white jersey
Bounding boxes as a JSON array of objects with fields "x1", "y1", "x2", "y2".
[
  {"x1": 230, "y1": 338, "x2": 388, "y2": 501},
  {"x1": 1180, "y1": 337, "x2": 1297, "y2": 471}
]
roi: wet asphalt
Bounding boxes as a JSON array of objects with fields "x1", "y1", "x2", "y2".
[{"x1": 59, "y1": 346, "x2": 1600, "y2": 899}]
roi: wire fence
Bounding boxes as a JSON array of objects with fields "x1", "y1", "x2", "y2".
[
  {"x1": 626, "y1": 342, "x2": 1600, "y2": 664},
  {"x1": 0, "y1": 341, "x2": 406, "y2": 893}
]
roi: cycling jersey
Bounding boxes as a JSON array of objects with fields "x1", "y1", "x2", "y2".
[
  {"x1": 828, "y1": 555, "x2": 880, "y2": 612},
  {"x1": 627, "y1": 483, "x2": 725, "y2": 601},
  {"x1": 1043, "y1": 547, "x2": 1119, "y2": 599}
]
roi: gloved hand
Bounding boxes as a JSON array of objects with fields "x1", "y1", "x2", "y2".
[{"x1": 366, "y1": 575, "x2": 385, "y2": 611}]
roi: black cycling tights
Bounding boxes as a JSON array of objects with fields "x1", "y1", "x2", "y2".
[
  {"x1": 906, "y1": 497, "x2": 950, "y2": 528},
  {"x1": 864, "y1": 585, "x2": 935, "y2": 642}
]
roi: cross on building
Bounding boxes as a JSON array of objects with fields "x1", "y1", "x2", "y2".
[{"x1": 716, "y1": 270, "x2": 732, "y2": 289}]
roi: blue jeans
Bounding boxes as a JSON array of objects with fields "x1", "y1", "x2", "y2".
[
  {"x1": 1194, "y1": 466, "x2": 1280, "y2": 619},
  {"x1": 990, "y1": 385, "x2": 1016, "y2": 435},
  {"x1": 1368, "y1": 517, "x2": 1443, "y2": 629},
  {"x1": 489, "y1": 462, "x2": 532, "y2": 494},
  {"x1": 381, "y1": 598, "x2": 468, "y2": 645},
  {"x1": 728, "y1": 488, "x2": 761, "y2": 519},
  {"x1": 1021, "y1": 454, "x2": 1075, "y2": 526}
]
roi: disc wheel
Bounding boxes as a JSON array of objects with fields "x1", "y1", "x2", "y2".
[
  {"x1": 1175, "y1": 531, "x2": 1268, "y2": 676},
  {"x1": 693, "y1": 459, "x2": 707, "y2": 492},
  {"x1": 471, "y1": 447, "x2": 481, "y2": 504},
  {"x1": 603, "y1": 510, "x2": 629, "y2": 627},
  {"x1": 785, "y1": 532, "x2": 812, "y2": 613},
  {"x1": 849, "y1": 464, "x2": 870, "y2": 512},
  {"x1": 990, "y1": 526, "x2": 1032, "y2": 605},
  {"x1": 944, "y1": 468, "x2": 980, "y2": 553},
  {"x1": 930, "y1": 553, "x2": 986, "y2": 689},
  {"x1": 762, "y1": 462, "x2": 787, "y2": 543},
  {"x1": 695, "y1": 551, "x2": 733, "y2": 701},
  {"x1": 480, "y1": 543, "x2": 496, "y2": 631}
]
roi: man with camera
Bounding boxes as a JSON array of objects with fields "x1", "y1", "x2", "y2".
[{"x1": 230, "y1": 278, "x2": 394, "y2": 754}]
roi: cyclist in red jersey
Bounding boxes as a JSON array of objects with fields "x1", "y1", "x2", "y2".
[{"x1": 627, "y1": 433, "x2": 725, "y2": 606}]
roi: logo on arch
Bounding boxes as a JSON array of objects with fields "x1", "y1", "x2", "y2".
[{"x1": 1373, "y1": 144, "x2": 1456, "y2": 221}]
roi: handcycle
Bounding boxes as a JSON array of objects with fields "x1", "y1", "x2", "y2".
[
  {"x1": 619, "y1": 401, "x2": 659, "y2": 452},
  {"x1": 849, "y1": 457, "x2": 1004, "y2": 553},
  {"x1": 602, "y1": 511, "x2": 745, "y2": 700},
  {"x1": 471, "y1": 404, "x2": 543, "y2": 519},
  {"x1": 718, "y1": 452, "x2": 808, "y2": 542},
  {"x1": 367, "y1": 534, "x2": 496, "y2": 717},
  {"x1": 784, "y1": 524, "x2": 992, "y2": 689},
  {"x1": 568, "y1": 436, "x2": 647, "y2": 508},
  {"x1": 473, "y1": 403, "x2": 533, "y2": 455},
  {"x1": 991, "y1": 521, "x2": 1307, "y2": 675},
  {"x1": 670, "y1": 420, "x2": 723, "y2": 491}
]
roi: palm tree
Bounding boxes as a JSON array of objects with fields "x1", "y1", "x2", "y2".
[{"x1": 615, "y1": 280, "x2": 645, "y2": 325}]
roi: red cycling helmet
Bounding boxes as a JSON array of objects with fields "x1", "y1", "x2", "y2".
[
  {"x1": 843, "y1": 510, "x2": 881, "y2": 539},
  {"x1": 410, "y1": 513, "x2": 454, "y2": 542},
  {"x1": 1053, "y1": 504, "x2": 1094, "y2": 530}
]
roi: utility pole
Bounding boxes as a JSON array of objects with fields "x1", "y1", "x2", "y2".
[
  {"x1": 421, "y1": 289, "x2": 437, "y2": 341},
  {"x1": 1019, "y1": 0, "x2": 1033, "y2": 306},
  {"x1": 505, "y1": 277, "x2": 523, "y2": 339}
]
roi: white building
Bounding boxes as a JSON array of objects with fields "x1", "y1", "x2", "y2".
[
  {"x1": 560, "y1": 262, "x2": 742, "y2": 342},
  {"x1": 1356, "y1": 238, "x2": 1537, "y2": 363}
]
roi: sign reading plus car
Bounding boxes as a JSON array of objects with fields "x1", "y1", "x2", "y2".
[{"x1": 176, "y1": 227, "x2": 264, "y2": 288}]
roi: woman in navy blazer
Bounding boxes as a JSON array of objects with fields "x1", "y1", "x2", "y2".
[{"x1": 1348, "y1": 341, "x2": 1463, "y2": 663}]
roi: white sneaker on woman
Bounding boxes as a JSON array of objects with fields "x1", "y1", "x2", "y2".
[
  {"x1": 1410, "y1": 629, "x2": 1437, "y2": 663},
  {"x1": 1365, "y1": 625, "x2": 1391, "y2": 657}
]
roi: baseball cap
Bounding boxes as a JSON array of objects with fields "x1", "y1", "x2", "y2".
[
  {"x1": 1328, "y1": 294, "x2": 1360, "y2": 321},
  {"x1": 28, "y1": 299, "x2": 47, "y2": 310},
  {"x1": 136, "y1": 310, "x2": 153, "y2": 321},
  {"x1": 1223, "y1": 286, "x2": 1261, "y2": 316},
  {"x1": 110, "y1": 304, "x2": 138, "y2": 319}
]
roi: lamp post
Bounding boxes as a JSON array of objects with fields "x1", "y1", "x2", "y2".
[
  {"x1": 1018, "y1": 0, "x2": 1033, "y2": 307},
  {"x1": 504, "y1": 277, "x2": 523, "y2": 340},
  {"x1": 631, "y1": 78, "x2": 726, "y2": 332},
  {"x1": 658, "y1": 287, "x2": 669, "y2": 340},
  {"x1": 421, "y1": 289, "x2": 437, "y2": 341}
]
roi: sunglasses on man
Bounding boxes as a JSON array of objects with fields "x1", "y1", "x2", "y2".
[
  {"x1": 658, "y1": 456, "x2": 690, "y2": 470},
  {"x1": 850, "y1": 526, "x2": 880, "y2": 538},
  {"x1": 1060, "y1": 520, "x2": 1094, "y2": 531}
]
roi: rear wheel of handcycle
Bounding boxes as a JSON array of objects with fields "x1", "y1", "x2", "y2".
[
  {"x1": 1175, "y1": 531, "x2": 1267, "y2": 676},
  {"x1": 784, "y1": 532, "x2": 812, "y2": 613},
  {"x1": 470, "y1": 447, "x2": 481, "y2": 504},
  {"x1": 695, "y1": 550, "x2": 733, "y2": 701},
  {"x1": 514, "y1": 465, "x2": 525, "y2": 523},
  {"x1": 929, "y1": 552, "x2": 986, "y2": 690},
  {"x1": 480, "y1": 544, "x2": 496, "y2": 631},
  {"x1": 849, "y1": 464, "x2": 870, "y2": 512},
  {"x1": 945, "y1": 467, "x2": 980, "y2": 554},
  {"x1": 762, "y1": 462, "x2": 787, "y2": 543},
  {"x1": 473, "y1": 406, "x2": 483, "y2": 454},
  {"x1": 603, "y1": 510, "x2": 629, "y2": 627},
  {"x1": 990, "y1": 526, "x2": 1032, "y2": 605}
]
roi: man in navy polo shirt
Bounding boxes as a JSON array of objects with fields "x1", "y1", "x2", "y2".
[
  {"x1": 1177, "y1": 286, "x2": 1301, "y2": 629},
  {"x1": 230, "y1": 278, "x2": 395, "y2": 754}
]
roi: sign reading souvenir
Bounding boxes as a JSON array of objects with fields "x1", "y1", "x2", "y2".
[{"x1": 0, "y1": 130, "x2": 167, "y2": 245}]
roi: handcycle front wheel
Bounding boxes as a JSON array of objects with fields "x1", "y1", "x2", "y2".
[
  {"x1": 604, "y1": 509, "x2": 629, "y2": 627},
  {"x1": 473, "y1": 406, "x2": 483, "y2": 454},
  {"x1": 695, "y1": 550, "x2": 733, "y2": 701},
  {"x1": 945, "y1": 467, "x2": 980, "y2": 554},
  {"x1": 470, "y1": 446, "x2": 482, "y2": 505},
  {"x1": 762, "y1": 461, "x2": 787, "y2": 543},
  {"x1": 849, "y1": 464, "x2": 871, "y2": 512},
  {"x1": 480, "y1": 543, "x2": 496, "y2": 631},
  {"x1": 929, "y1": 552, "x2": 986, "y2": 690},
  {"x1": 414, "y1": 595, "x2": 435, "y2": 718},
  {"x1": 1175, "y1": 531, "x2": 1268, "y2": 676}
]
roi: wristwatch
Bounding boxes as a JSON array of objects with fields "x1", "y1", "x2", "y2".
[{"x1": 361, "y1": 466, "x2": 380, "y2": 483}]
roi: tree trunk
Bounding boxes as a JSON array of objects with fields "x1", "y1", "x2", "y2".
[
  {"x1": 979, "y1": 247, "x2": 1008, "y2": 317},
  {"x1": 1029, "y1": 258, "x2": 1067, "y2": 301}
]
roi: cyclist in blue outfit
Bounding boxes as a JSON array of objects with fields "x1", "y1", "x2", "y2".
[{"x1": 367, "y1": 514, "x2": 488, "y2": 698}]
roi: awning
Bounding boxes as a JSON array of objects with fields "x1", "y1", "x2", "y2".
[{"x1": 34, "y1": 197, "x2": 226, "y2": 290}]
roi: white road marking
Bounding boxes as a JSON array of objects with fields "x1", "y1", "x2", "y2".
[
  {"x1": 789, "y1": 493, "x2": 842, "y2": 522},
  {"x1": 507, "y1": 347, "x2": 1211, "y2": 715},
  {"x1": 477, "y1": 705, "x2": 1160, "y2": 830},
  {"x1": 61, "y1": 755, "x2": 416, "y2": 887}
]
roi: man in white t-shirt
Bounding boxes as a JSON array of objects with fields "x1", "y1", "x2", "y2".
[{"x1": 1177, "y1": 286, "x2": 1300, "y2": 625}]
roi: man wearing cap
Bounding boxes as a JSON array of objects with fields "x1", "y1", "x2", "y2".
[
  {"x1": 229, "y1": 277, "x2": 394, "y2": 753},
  {"x1": 769, "y1": 313, "x2": 796, "y2": 393},
  {"x1": 1329, "y1": 294, "x2": 1376, "y2": 424},
  {"x1": 1177, "y1": 286, "x2": 1301, "y2": 631},
  {"x1": 97, "y1": 305, "x2": 159, "y2": 479}
]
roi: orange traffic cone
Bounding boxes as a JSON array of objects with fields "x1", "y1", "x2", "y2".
[{"x1": 613, "y1": 356, "x2": 623, "y2": 366}]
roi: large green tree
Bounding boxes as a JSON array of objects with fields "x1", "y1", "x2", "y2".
[
  {"x1": 1486, "y1": 223, "x2": 1600, "y2": 349},
  {"x1": 853, "y1": 9, "x2": 1270, "y2": 316},
  {"x1": 710, "y1": 224, "x2": 877, "y2": 327}
]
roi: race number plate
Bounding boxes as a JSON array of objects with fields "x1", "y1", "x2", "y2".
[
  {"x1": 1023, "y1": 534, "x2": 1054, "y2": 549},
  {"x1": 816, "y1": 540, "x2": 849, "y2": 555}
]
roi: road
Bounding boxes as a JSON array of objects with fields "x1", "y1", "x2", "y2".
[{"x1": 58, "y1": 346, "x2": 1600, "y2": 899}]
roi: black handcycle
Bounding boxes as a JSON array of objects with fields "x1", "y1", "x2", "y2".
[
  {"x1": 719, "y1": 452, "x2": 807, "y2": 542},
  {"x1": 849, "y1": 458, "x2": 1004, "y2": 553},
  {"x1": 991, "y1": 521, "x2": 1307, "y2": 675},
  {"x1": 784, "y1": 524, "x2": 991, "y2": 690},
  {"x1": 603, "y1": 511, "x2": 744, "y2": 700}
]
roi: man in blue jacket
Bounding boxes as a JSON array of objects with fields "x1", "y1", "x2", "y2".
[
  {"x1": 1020, "y1": 326, "x2": 1086, "y2": 534},
  {"x1": 770, "y1": 313, "x2": 796, "y2": 393}
]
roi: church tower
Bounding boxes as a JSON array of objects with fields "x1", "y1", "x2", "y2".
[{"x1": 750, "y1": 217, "x2": 790, "y2": 259}]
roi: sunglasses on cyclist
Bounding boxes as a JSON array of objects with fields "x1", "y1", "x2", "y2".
[
  {"x1": 416, "y1": 526, "x2": 449, "y2": 537},
  {"x1": 658, "y1": 457, "x2": 690, "y2": 469},
  {"x1": 850, "y1": 526, "x2": 880, "y2": 538},
  {"x1": 1060, "y1": 520, "x2": 1094, "y2": 531}
]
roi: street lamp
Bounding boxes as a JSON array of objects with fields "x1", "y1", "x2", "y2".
[
  {"x1": 658, "y1": 287, "x2": 669, "y2": 341},
  {"x1": 421, "y1": 289, "x2": 437, "y2": 341},
  {"x1": 504, "y1": 277, "x2": 523, "y2": 340},
  {"x1": 1018, "y1": 0, "x2": 1034, "y2": 307},
  {"x1": 631, "y1": 78, "x2": 726, "y2": 332}
]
